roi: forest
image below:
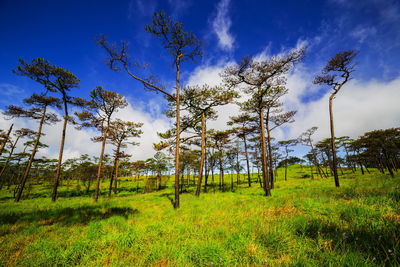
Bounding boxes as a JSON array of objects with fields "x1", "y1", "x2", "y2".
[{"x1": 1, "y1": 5, "x2": 400, "y2": 267}]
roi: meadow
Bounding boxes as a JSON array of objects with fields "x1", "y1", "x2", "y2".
[{"x1": 0, "y1": 166, "x2": 399, "y2": 266}]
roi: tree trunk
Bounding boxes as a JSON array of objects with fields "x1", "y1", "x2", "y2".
[
  {"x1": 174, "y1": 58, "x2": 181, "y2": 209},
  {"x1": 109, "y1": 145, "x2": 120, "y2": 196},
  {"x1": 219, "y1": 158, "x2": 224, "y2": 191},
  {"x1": 259, "y1": 109, "x2": 271, "y2": 196},
  {"x1": 329, "y1": 95, "x2": 340, "y2": 187},
  {"x1": 94, "y1": 125, "x2": 107, "y2": 202},
  {"x1": 195, "y1": 112, "x2": 206, "y2": 196},
  {"x1": 15, "y1": 109, "x2": 45, "y2": 202},
  {"x1": 52, "y1": 104, "x2": 68, "y2": 202},
  {"x1": 243, "y1": 134, "x2": 251, "y2": 187}
]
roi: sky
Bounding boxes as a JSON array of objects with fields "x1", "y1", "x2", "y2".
[{"x1": 1, "y1": 0, "x2": 400, "y2": 162}]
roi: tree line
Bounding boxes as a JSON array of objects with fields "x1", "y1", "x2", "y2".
[{"x1": 0, "y1": 11, "x2": 398, "y2": 207}]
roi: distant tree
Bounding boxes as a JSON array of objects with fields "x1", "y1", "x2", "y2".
[
  {"x1": 228, "y1": 113, "x2": 256, "y2": 187},
  {"x1": 223, "y1": 47, "x2": 305, "y2": 196},
  {"x1": 97, "y1": 11, "x2": 202, "y2": 209},
  {"x1": 278, "y1": 139, "x2": 298, "y2": 181},
  {"x1": 75, "y1": 86, "x2": 128, "y2": 202},
  {"x1": 298, "y1": 127, "x2": 326, "y2": 179},
  {"x1": 180, "y1": 84, "x2": 238, "y2": 196},
  {"x1": 0, "y1": 128, "x2": 36, "y2": 186},
  {"x1": 314, "y1": 50, "x2": 358, "y2": 187},
  {"x1": 209, "y1": 130, "x2": 232, "y2": 191},
  {"x1": 107, "y1": 119, "x2": 143, "y2": 196},
  {"x1": 4, "y1": 94, "x2": 60, "y2": 201}
]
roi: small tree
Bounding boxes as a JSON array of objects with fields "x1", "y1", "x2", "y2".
[
  {"x1": 314, "y1": 50, "x2": 358, "y2": 187},
  {"x1": 228, "y1": 113, "x2": 256, "y2": 187},
  {"x1": 4, "y1": 94, "x2": 60, "y2": 201},
  {"x1": 278, "y1": 139, "x2": 298, "y2": 181},
  {"x1": 107, "y1": 119, "x2": 143, "y2": 196},
  {"x1": 75, "y1": 86, "x2": 128, "y2": 202}
]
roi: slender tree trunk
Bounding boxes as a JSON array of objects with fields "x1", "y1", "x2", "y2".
[
  {"x1": 109, "y1": 145, "x2": 120, "y2": 196},
  {"x1": 15, "y1": 110, "x2": 46, "y2": 202},
  {"x1": 243, "y1": 135, "x2": 251, "y2": 187},
  {"x1": 0, "y1": 124, "x2": 13, "y2": 157},
  {"x1": 329, "y1": 95, "x2": 340, "y2": 187},
  {"x1": 52, "y1": 102, "x2": 68, "y2": 202},
  {"x1": 174, "y1": 58, "x2": 181, "y2": 209},
  {"x1": 259, "y1": 108, "x2": 271, "y2": 196},
  {"x1": 195, "y1": 112, "x2": 206, "y2": 196},
  {"x1": 94, "y1": 124, "x2": 107, "y2": 202}
]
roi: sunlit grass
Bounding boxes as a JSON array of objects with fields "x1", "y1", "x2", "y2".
[{"x1": 0, "y1": 165, "x2": 399, "y2": 266}]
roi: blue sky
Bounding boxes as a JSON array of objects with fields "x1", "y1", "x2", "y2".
[{"x1": 1, "y1": 0, "x2": 400, "y2": 160}]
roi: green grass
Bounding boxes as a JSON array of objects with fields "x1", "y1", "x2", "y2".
[{"x1": 0, "y1": 165, "x2": 399, "y2": 266}]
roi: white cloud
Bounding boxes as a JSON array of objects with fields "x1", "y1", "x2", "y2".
[
  {"x1": 284, "y1": 72, "x2": 400, "y2": 143},
  {"x1": 212, "y1": 0, "x2": 235, "y2": 51},
  {"x1": 0, "y1": 99, "x2": 171, "y2": 162}
]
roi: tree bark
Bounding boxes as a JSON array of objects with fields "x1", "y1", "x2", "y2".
[
  {"x1": 329, "y1": 95, "x2": 340, "y2": 187},
  {"x1": 109, "y1": 145, "x2": 120, "y2": 196},
  {"x1": 52, "y1": 101, "x2": 68, "y2": 202},
  {"x1": 259, "y1": 108, "x2": 271, "y2": 196},
  {"x1": 195, "y1": 112, "x2": 206, "y2": 196},
  {"x1": 94, "y1": 125, "x2": 107, "y2": 202}
]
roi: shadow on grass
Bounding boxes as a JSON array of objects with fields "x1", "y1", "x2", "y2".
[
  {"x1": 294, "y1": 217, "x2": 400, "y2": 265},
  {"x1": 0, "y1": 206, "x2": 139, "y2": 228}
]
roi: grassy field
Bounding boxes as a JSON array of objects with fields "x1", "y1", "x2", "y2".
[{"x1": 0, "y1": 166, "x2": 399, "y2": 266}]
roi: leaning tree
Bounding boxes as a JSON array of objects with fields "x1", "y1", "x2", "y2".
[
  {"x1": 3, "y1": 94, "x2": 60, "y2": 201},
  {"x1": 0, "y1": 128, "x2": 36, "y2": 187},
  {"x1": 314, "y1": 50, "x2": 358, "y2": 187},
  {"x1": 107, "y1": 119, "x2": 143, "y2": 196}
]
